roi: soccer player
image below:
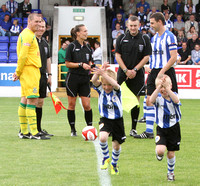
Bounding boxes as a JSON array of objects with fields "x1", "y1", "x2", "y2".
[
  {"x1": 115, "y1": 15, "x2": 152, "y2": 137},
  {"x1": 35, "y1": 19, "x2": 53, "y2": 137},
  {"x1": 150, "y1": 75, "x2": 181, "y2": 181},
  {"x1": 134, "y1": 12, "x2": 178, "y2": 139},
  {"x1": 13, "y1": 13, "x2": 49, "y2": 140},
  {"x1": 92, "y1": 62, "x2": 126, "y2": 175}
]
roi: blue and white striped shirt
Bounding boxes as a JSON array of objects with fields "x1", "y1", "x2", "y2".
[
  {"x1": 154, "y1": 93, "x2": 181, "y2": 128},
  {"x1": 94, "y1": 85, "x2": 123, "y2": 119},
  {"x1": 150, "y1": 30, "x2": 177, "y2": 69}
]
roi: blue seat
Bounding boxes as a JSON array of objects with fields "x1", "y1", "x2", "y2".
[
  {"x1": 9, "y1": 45, "x2": 17, "y2": 53},
  {"x1": 23, "y1": 17, "x2": 28, "y2": 24},
  {"x1": 0, "y1": 52, "x2": 8, "y2": 63},
  {"x1": 10, "y1": 36, "x2": 18, "y2": 43},
  {"x1": 0, "y1": 43, "x2": 9, "y2": 52},
  {"x1": 8, "y1": 53, "x2": 18, "y2": 63},
  {"x1": 31, "y1": 9, "x2": 42, "y2": 14},
  {"x1": 0, "y1": 36, "x2": 9, "y2": 43}
]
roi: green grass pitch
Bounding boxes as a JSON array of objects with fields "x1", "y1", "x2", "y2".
[{"x1": 0, "y1": 97, "x2": 200, "y2": 186}]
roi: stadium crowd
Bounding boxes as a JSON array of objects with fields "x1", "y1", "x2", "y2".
[{"x1": 1, "y1": 0, "x2": 200, "y2": 65}]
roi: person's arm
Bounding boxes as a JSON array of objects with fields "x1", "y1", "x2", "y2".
[
  {"x1": 149, "y1": 85, "x2": 161, "y2": 104},
  {"x1": 47, "y1": 58, "x2": 52, "y2": 86},
  {"x1": 91, "y1": 71, "x2": 101, "y2": 87}
]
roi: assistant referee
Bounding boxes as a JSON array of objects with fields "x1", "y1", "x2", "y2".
[
  {"x1": 65, "y1": 24, "x2": 93, "y2": 136},
  {"x1": 115, "y1": 15, "x2": 152, "y2": 137}
]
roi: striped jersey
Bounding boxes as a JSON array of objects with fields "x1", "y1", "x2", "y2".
[
  {"x1": 150, "y1": 30, "x2": 177, "y2": 69},
  {"x1": 94, "y1": 85, "x2": 123, "y2": 119},
  {"x1": 154, "y1": 93, "x2": 181, "y2": 128}
]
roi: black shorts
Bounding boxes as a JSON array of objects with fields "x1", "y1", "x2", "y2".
[
  {"x1": 147, "y1": 67, "x2": 178, "y2": 95},
  {"x1": 155, "y1": 122, "x2": 181, "y2": 151},
  {"x1": 117, "y1": 68, "x2": 146, "y2": 96},
  {"x1": 66, "y1": 72, "x2": 90, "y2": 97},
  {"x1": 39, "y1": 73, "x2": 47, "y2": 98},
  {"x1": 99, "y1": 117, "x2": 126, "y2": 144}
]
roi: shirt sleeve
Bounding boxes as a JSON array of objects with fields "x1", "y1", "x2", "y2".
[
  {"x1": 65, "y1": 43, "x2": 73, "y2": 62},
  {"x1": 143, "y1": 34, "x2": 152, "y2": 56},
  {"x1": 167, "y1": 33, "x2": 177, "y2": 51},
  {"x1": 115, "y1": 34, "x2": 124, "y2": 54}
]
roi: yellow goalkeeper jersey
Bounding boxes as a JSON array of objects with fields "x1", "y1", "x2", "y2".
[{"x1": 16, "y1": 28, "x2": 41, "y2": 77}]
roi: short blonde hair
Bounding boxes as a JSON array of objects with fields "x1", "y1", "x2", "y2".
[
  {"x1": 155, "y1": 74, "x2": 172, "y2": 87},
  {"x1": 101, "y1": 69, "x2": 117, "y2": 82}
]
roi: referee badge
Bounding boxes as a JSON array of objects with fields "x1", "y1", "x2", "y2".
[
  {"x1": 139, "y1": 44, "x2": 144, "y2": 52},
  {"x1": 112, "y1": 95, "x2": 118, "y2": 102},
  {"x1": 155, "y1": 135, "x2": 160, "y2": 143},
  {"x1": 33, "y1": 87, "x2": 38, "y2": 93}
]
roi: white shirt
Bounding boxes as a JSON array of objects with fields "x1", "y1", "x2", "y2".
[{"x1": 92, "y1": 47, "x2": 102, "y2": 61}]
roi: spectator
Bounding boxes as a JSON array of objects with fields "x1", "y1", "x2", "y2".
[
  {"x1": 123, "y1": 0, "x2": 136, "y2": 18},
  {"x1": 173, "y1": 14, "x2": 185, "y2": 35},
  {"x1": 191, "y1": 44, "x2": 200, "y2": 65},
  {"x1": 147, "y1": 6, "x2": 157, "y2": 22},
  {"x1": 161, "y1": 0, "x2": 171, "y2": 14},
  {"x1": 58, "y1": 41, "x2": 69, "y2": 86},
  {"x1": 112, "y1": 22, "x2": 124, "y2": 39},
  {"x1": 185, "y1": 14, "x2": 199, "y2": 33},
  {"x1": 111, "y1": 12, "x2": 125, "y2": 31},
  {"x1": 92, "y1": 41, "x2": 102, "y2": 65},
  {"x1": 113, "y1": 0, "x2": 124, "y2": 15},
  {"x1": 113, "y1": 32, "x2": 122, "y2": 49},
  {"x1": 0, "y1": 14, "x2": 12, "y2": 37},
  {"x1": 6, "y1": 0, "x2": 18, "y2": 18},
  {"x1": 184, "y1": 0, "x2": 195, "y2": 14},
  {"x1": 171, "y1": 0, "x2": 185, "y2": 21},
  {"x1": 10, "y1": 19, "x2": 21, "y2": 36},
  {"x1": 177, "y1": 30, "x2": 187, "y2": 46},
  {"x1": 68, "y1": 0, "x2": 85, "y2": 6},
  {"x1": 136, "y1": 0, "x2": 150, "y2": 15},
  {"x1": 184, "y1": 6, "x2": 195, "y2": 21},
  {"x1": 187, "y1": 33, "x2": 200, "y2": 51},
  {"x1": 137, "y1": 6, "x2": 147, "y2": 23},
  {"x1": 0, "y1": 4, "x2": 11, "y2": 20},
  {"x1": 164, "y1": 12, "x2": 173, "y2": 32},
  {"x1": 177, "y1": 42, "x2": 192, "y2": 64},
  {"x1": 18, "y1": 0, "x2": 32, "y2": 18},
  {"x1": 196, "y1": 0, "x2": 200, "y2": 21},
  {"x1": 186, "y1": 25, "x2": 198, "y2": 40},
  {"x1": 0, "y1": 26, "x2": 6, "y2": 36}
]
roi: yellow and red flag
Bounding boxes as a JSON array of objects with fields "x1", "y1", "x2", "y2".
[{"x1": 49, "y1": 92, "x2": 67, "y2": 114}]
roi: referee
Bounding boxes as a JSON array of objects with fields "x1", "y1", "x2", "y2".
[
  {"x1": 65, "y1": 24, "x2": 93, "y2": 136},
  {"x1": 35, "y1": 19, "x2": 53, "y2": 137},
  {"x1": 115, "y1": 15, "x2": 152, "y2": 137}
]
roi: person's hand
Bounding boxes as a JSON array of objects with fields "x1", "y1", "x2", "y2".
[
  {"x1": 82, "y1": 63, "x2": 91, "y2": 70},
  {"x1": 47, "y1": 76, "x2": 52, "y2": 86},
  {"x1": 101, "y1": 62, "x2": 110, "y2": 70},
  {"x1": 126, "y1": 70, "x2": 135, "y2": 79},
  {"x1": 13, "y1": 72, "x2": 19, "y2": 81}
]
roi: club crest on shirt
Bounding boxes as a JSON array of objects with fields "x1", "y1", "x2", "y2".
[
  {"x1": 33, "y1": 87, "x2": 38, "y2": 93},
  {"x1": 112, "y1": 95, "x2": 118, "y2": 102},
  {"x1": 155, "y1": 135, "x2": 160, "y2": 143}
]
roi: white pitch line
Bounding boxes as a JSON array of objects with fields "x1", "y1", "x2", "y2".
[
  {"x1": 78, "y1": 98, "x2": 112, "y2": 186},
  {"x1": 93, "y1": 139, "x2": 112, "y2": 186}
]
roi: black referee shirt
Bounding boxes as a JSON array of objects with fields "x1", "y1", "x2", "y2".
[
  {"x1": 65, "y1": 40, "x2": 92, "y2": 76},
  {"x1": 37, "y1": 37, "x2": 50, "y2": 74},
  {"x1": 115, "y1": 31, "x2": 152, "y2": 69}
]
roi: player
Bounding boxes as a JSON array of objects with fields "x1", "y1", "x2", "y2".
[
  {"x1": 134, "y1": 12, "x2": 178, "y2": 139},
  {"x1": 91, "y1": 62, "x2": 126, "y2": 175},
  {"x1": 35, "y1": 19, "x2": 53, "y2": 137},
  {"x1": 150, "y1": 75, "x2": 181, "y2": 181},
  {"x1": 13, "y1": 13, "x2": 49, "y2": 140}
]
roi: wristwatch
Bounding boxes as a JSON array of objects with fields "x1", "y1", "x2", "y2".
[
  {"x1": 123, "y1": 68, "x2": 128, "y2": 74},
  {"x1": 78, "y1": 63, "x2": 83, "y2": 68},
  {"x1": 48, "y1": 73, "x2": 52, "y2": 76},
  {"x1": 133, "y1": 68, "x2": 138, "y2": 72}
]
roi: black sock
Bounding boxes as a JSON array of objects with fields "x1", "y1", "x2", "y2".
[
  {"x1": 36, "y1": 107, "x2": 42, "y2": 132},
  {"x1": 67, "y1": 110, "x2": 76, "y2": 131},
  {"x1": 85, "y1": 109, "x2": 93, "y2": 126},
  {"x1": 131, "y1": 105, "x2": 140, "y2": 130}
]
